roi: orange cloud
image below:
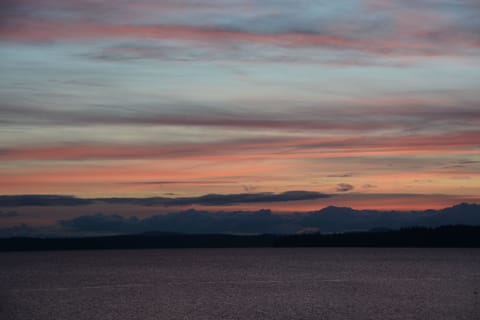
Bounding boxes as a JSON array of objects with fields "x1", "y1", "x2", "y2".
[{"x1": 1, "y1": 131, "x2": 479, "y2": 161}]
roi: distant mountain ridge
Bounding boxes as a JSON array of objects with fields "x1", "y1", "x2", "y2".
[
  {"x1": 304, "y1": 203, "x2": 480, "y2": 232},
  {"x1": 1, "y1": 202, "x2": 478, "y2": 237}
]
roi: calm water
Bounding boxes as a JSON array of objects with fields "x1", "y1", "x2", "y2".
[{"x1": 0, "y1": 248, "x2": 479, "y2": 320}]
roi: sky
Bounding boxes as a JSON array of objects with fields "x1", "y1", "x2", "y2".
[{"x1": 1, "y1": 0, "x2": 480, "y2": 224}]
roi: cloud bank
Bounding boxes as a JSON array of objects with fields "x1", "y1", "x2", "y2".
[{"x1": 0, "y1": 191, "x2": 330, "y2": 207}]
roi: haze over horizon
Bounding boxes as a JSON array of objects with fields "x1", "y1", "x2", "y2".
[{"x1": 1, "y1": 0, "x2": 480, "y2": 230}]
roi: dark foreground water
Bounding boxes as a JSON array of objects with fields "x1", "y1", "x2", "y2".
[{"x1": 0, "y1": 248, "x2": 479, "y2": 320}]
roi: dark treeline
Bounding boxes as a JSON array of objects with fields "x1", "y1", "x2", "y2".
[
  {"x1": 1, "y1": 225, "x2": 480, "y2": 251},
  {"x1": 276, "y1": 225, "x2": 480, "y2": 247}
]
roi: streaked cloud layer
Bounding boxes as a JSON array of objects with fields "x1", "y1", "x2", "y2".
[{"x1": 1, "y1": 0, "x2": 479, "y2": 216}]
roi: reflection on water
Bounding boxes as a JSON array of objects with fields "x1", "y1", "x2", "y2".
[{"x1": 1, "y1": 248, "x2": 479, "y2": 320}]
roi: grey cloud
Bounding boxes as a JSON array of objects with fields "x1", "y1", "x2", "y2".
[
  {"x1": 0, "y1": 195, "x2": 92, "y2": 207},
  {"x1": 336, "y1": 183, "x2": 354, "y2": 192},
  {"x1": 0, "y1": 0, "x2": 118, "y2": 25},
  {"x1": 169, "y1": 191, "x2": 330, "y2": 206},
  {"x1": 413, "y1": 179, "x2": 433, "y2": 184},
  {"x1": 3, "y1": 101, "x2": 479, "y2": 138},
  {"x1": 327, "y1": 173, "x2": 353, "y2": 178},
  {"x1": 123, "y1": 180, "x2": 237, "y2": 185},
  {"x1": 456, "y1": 160, "x2": 480, "y2": 165},
  {"x1": 101, "y1": 191, "x2": 330, "y2": 206},
  {"x1": 0, "y1": 191, "x2": 330, "y2": 207},
  {"x1": 87, "y1": 42, "x2": 387, "y2": 66},
  {"x1": 242, "y1": 185, "x2": 257, "y2": 192}
]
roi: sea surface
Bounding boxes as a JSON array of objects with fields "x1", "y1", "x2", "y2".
[{"x1": 0, "y1": 248, "x2": 479, "y2": 320}]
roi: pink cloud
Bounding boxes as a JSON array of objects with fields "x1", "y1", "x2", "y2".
[{"x1": 2, "y1": 18, "x2": 478, "y2": 56}]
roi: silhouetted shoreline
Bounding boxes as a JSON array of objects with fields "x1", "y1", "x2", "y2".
[{"x1": 1, "y1": 225, "x2": 479, "y2": 251}]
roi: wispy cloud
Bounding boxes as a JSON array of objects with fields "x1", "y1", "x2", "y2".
[
  {"x1": 2, "y1": 21, "x2": 478, "y2": 58},
  {"x1": 0, "y1": 195, "x2": 91, "y2": 206},
  {"x1": 0, "y1": 191, "x2": 330, "y2": 207},
  {"x1": 1, "y1": 131, "x2": 479, "y2": 161},
  {"x1": 2, "y1": 99, "x2": 479, "y2": 135},
  {"x1": 1, "y1": 0, "x2": 479, "y2": 59}
]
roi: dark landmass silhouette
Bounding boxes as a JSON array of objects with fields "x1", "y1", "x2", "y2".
[
  {"x1": 51, "y1": 202, "x2": 480, "y2": 235},
  {"x1": 1, "y1": 202, "x2": 480, "y2": 237},
  {"x1": 1, "y1": 225, "x2": 480, "y2": 251}
]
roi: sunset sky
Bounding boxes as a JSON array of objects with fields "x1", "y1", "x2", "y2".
[{"x1": 1, "y1": 0, "x2": 480, "y2": 217}]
